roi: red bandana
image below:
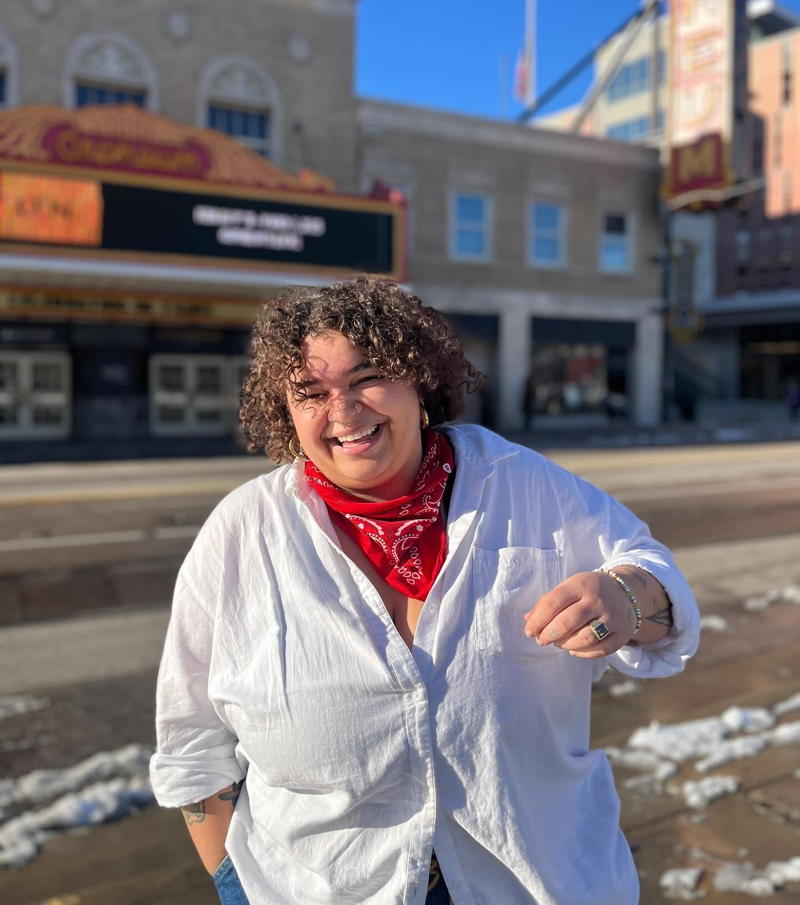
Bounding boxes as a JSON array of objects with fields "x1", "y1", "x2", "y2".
[{"x1": 304, "y1": 429, "x2": 454, "y2": 600}]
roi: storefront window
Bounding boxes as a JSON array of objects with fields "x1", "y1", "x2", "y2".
[
  {"x1": 528, "y1": 343, "x2": 609, "y2": 416},
  {"x1": 0, "y1": 353, "x2": 71, "y2": 439},
  {"x1": 149, "y1": 354, "x2": 241, "y2": 436}
]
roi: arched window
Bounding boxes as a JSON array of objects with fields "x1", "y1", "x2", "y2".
[
  {"x1": 0, "y1": 27, "x2": 19, "y2": 108},
  {"x1": 199, "y1": 56, "x2": 281, "y2": 160},
  {"x1": 62, "y1": 33, "x2": 158, "y2": 110}
]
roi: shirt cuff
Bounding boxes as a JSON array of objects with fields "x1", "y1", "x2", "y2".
[
  {"x1": 594, "y1": 556, "x2": 700, "y2": 680},
  {"x1": 149, "y1": 744, "x2": 245, "y2": 809}
]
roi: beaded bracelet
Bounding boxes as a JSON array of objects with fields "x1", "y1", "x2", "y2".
[{"x1": 594, "y1": 567, "x2": 642, "y2": 635}]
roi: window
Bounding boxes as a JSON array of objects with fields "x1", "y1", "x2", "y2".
[
  {"x1": 606, "y1": 111, "x2": 664, "y2": 142},
  {"x1": 736, "y1": 229, "x2": 751, "y2": 277},
  {"x1": 450, "y1": 192, "x2": 490, "y2": 261},
  {"x1": 783, "y1": 39, "x2": 793, "y2": 106},
  {"x1": 200, "y1": 57, "x2": 280, "y2": 161},
  {"x1": 773, "y1": 113, "x2": 783, "y2": 168},
  {"x1": 599, "y1": 212, "x2": 632, "y2": 273},
  {"x1": 208, "y1": 103, "x2": 270, "y2": 157},
  {"x1": 0, "y1": 26, "x2": 18, "y2": 108},
  {"x1": 149, "y1": 355, "x2": 245, "y2": 436},
  {"x1": 529, "y1": 202, "x2": 567, "y2": 268},
  {"x1": 0, "y1": 352, "x2": 71, "y2": 439},
  {"x1": 64, "y1": 34, "x2": 157, "y2": 110},
  {"x1": 75, "y1": 83, "x2": 146, "y2": 107},
  {"x1": 606, "y1": 52, "x2": 664, "y2": 104}
]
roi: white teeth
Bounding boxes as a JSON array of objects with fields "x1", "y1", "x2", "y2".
[{"x1": 338, "y1": 425, "x2": 378, "y2": 443}]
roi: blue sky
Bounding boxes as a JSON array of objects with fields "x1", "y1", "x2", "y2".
[{"x1": 356, "y1": 0, "x2": 800, "y2": 121}]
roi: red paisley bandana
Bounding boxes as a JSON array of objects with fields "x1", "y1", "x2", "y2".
[{"x1": 304, "y1": 429, "x2": 454, "y2": 600}]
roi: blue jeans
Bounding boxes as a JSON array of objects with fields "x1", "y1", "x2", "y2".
[
  {"x1": 212, "y1": 853, "x2": 453, "y2": 904},
  {"x1": 213, "y1": 856, "x2": 250, "y2": 905}
]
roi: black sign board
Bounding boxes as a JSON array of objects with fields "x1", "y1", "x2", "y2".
[{"x1": 101, "y1": 184, "x2": 396, "y2": 274}]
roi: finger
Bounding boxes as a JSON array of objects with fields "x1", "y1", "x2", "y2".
[
  {"x1": 567, "y1": 633, "x2": 621, "y2": 658},
  {"x1": 532, "y1": 599, "x2": 605, "y2": 647},
  {"x1": 559, "y1": 617, "x2": 615, "y2": 651},
  {"x1": 522, "y1": 582, "x2": 582, "y2": 639}
]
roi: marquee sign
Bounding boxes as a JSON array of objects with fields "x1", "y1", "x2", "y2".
[{"x1": 0, "y1": 106, "x2": 404, "y2": 279}]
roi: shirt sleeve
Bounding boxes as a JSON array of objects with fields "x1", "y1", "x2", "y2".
[
  {"x1": 552, "y1": 466, "x2": 700, "y2": 681},
  {"x1": 149, "y1": 532, "x2": 245, "y2": 809}
]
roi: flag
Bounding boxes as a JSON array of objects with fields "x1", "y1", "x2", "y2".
[{"x1": 514, "y1": 49, "x2": 531, "y2": 103}]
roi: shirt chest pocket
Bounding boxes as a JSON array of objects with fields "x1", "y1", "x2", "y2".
[{"x1": 473, "y1": 546, "x2": 564, "y2": 660}]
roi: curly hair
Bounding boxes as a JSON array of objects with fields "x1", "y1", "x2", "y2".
[{"x1": 239, "y1": 276, "x2": 485, "y2": 462}]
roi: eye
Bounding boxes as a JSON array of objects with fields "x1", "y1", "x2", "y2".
[{"x1": 352, "y1": 374, "x2": 382, "y2": 387}]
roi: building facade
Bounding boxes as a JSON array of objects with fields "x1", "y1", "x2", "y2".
[
  {"x1": 0, "y1": 0, "x2": 665, "y2": 462},
  {"x1": 539, "y1": 0, "x2": 800, "y2": 417}
]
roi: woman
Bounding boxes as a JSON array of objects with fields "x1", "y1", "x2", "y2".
[{"x1": 150, "y1": 277, "x2": 699, "y2": 905}]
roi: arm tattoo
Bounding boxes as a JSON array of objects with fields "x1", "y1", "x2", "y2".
[
  {"x1": 627, "y1": 570, "x2": 649, "y2": 590},
  {"x1": 181, "y1": 801, "x2": 206, "y2": 825},
  {"x1": 218, "y1": 780, "x2": 244, "y2": 808},
  {"x1": 647, "y1": 606, "x2": 674, "y2": 627}
]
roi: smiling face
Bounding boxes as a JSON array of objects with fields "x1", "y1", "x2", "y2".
[{"x1": 286, "y1": 331, "x2": 423, "y2": 501}]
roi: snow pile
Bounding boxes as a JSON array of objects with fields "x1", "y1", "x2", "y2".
[
  {"x1": 609, "y1": 680, "x2": 640, "y2": 697},
  {"x1": 720, "y1": 706, "x2": 774, "y2": 734},
  {"x1": 699, "y1": 615, "x2": 729, "y2": 632},
  {"x1": 0, "y1": 744, "x2": 153, "y2": 869},
  {"x1": 773, "y1": 692, "x2": 800, "y2": 716},
  {"x1": 680, "y1": 775, "x2": 739, "y2": 809},
  {"x1": 661, "y1": 856, "x2": 800, "y2": 898},
  {"x1": 607, "y1": 697, "x2": 800, "y2": 790},
  {"x1": 694, "y1": 736, "x2": 765, "y2": 772},
  {"x1": 743, "y1": 584, "x2": 800, "y2": 611},
  {"x1": 659, "y1": 866, "x2": 704, "y2": 900},
  {"x1": 714, "y1": 861, "x2": 775, "y2": 896},
  {"x1": 765, "y1": 856, "x2": 800, "y2": 886},
  {"x1": 0, "y1": 696, "x2": 49, "y2": 720}
]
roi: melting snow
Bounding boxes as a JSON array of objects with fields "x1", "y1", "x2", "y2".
[
  {"x1": 699, "y1": 614, "x2": 729, "y2": 632},
  {"x1": 714, "y1": 861, "x2": 775, "y2": 896},
  {"x1": 659, "y1": 866, "x2": 704, "y2": 899},
  {"x1": 0, "y1": 744, "x2": 153, "y2": 869},
  {"x1": 0, "y1": 696, "x2": 49, "y2": 720},
  {"x1": 743, "y1": 584, "x2": 800, "y2": 611},
  {"x1": 773, "y1": 692, "x2": 800, "y2": 717},
  {"x1": 694, "y1": 736, "x2": 766, "y2": 772},
  {"x1": 680, "y1": 775, "x2": 739, "y2": 809},
  {"x1": 609, "y1": 680, "x2": 640, "y2": 697}
]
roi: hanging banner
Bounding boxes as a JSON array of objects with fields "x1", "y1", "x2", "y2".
[{"x1": 663, "y1": 0, "x2": 747, "y2": 202}]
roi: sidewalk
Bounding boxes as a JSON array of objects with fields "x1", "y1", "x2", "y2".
[{"x1": 512, "y1": 415, "x2": 800, "y2": 451}]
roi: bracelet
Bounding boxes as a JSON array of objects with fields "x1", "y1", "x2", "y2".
[{"x1": 594, "y1": 567, "x2": 642, "y2": 635}]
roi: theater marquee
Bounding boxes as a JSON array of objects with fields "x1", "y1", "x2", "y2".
[{"x1": 0, "y1": 105, "x2": 405, "y2": 279}]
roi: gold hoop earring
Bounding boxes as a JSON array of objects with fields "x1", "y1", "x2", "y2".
[
  {"x1": 420, "y1": 404, "x2": 430, "y2": 430},
  {"x1": 288, "y1": 436, "x2": 306, "y2": 459}
]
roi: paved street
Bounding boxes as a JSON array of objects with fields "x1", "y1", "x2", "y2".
[{"x1": 1, "y1": 441, "x2": 799, "y2": 903}]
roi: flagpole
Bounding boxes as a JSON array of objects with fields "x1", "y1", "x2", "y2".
[{"x1": 526, "y1": 0, "x2": 537, "y2": 106}]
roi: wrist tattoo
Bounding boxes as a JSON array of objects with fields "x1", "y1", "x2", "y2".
[
  {"x1": 647, "y1": 606, "x2": 674, "y2": 627},
  {"x1": 181, "y1": 801, "x2": 206, "y2": 825},
  {"x1": 218, "y1": 780, "x2": 244, "y2": 808}
]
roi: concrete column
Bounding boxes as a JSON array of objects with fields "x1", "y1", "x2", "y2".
[
  {"x1": 632, "y1": 311, "x2": 663, "y2": 426},
  {"x1": 497, "y1": 308, "x2": 531, "y2": 432}
]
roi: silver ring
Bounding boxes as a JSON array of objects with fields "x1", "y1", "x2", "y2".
[{"x1": 589, "y1": 619, "x2": 610, "y2": 642}]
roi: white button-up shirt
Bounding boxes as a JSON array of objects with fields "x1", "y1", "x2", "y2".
[{"x1": 150, "y1": 425, "x2": 699, "y2": 905}]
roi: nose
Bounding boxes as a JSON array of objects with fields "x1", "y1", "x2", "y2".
[{"x1": 326, "y1": 392, "x2": 362, "y2": 421}]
